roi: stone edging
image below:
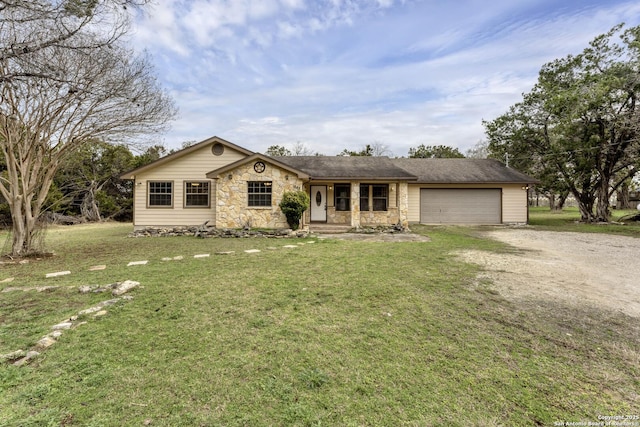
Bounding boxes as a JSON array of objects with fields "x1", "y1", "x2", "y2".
[
  {"x1": 127, "y1": 224, "x2": 408, "y2": 238},
  {"x1": 128, "y1": 226, "x2": 309, "y2": 238},
  {"x1": 1, "y1": 280, "x2": 140, "y2": 367}
]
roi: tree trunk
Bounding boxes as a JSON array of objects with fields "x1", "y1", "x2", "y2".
[
  {"x1": 548, "y1": 193, "x2": 556, "y2": 210},
  {"x1": 1, "y1": 149, "x2": 57, "y2": 257},
  {"x1": 9, "y1": 195, "x2": 39, "y2": 256},
  {"x1": 594, "y1": 179, "x2": 611, "y2": 222},
  {"x1": 616, "y1": 181, "x2": 631, "y2": 209},
  {"x1": 555, "y1": 192, "x2": 568, "y2": 210},
  {"x1": 574, "y1": 191, "x2": 596, "y2": 222},
  {"x1": 80, "y1": 181, "x2": 102, "y2": 222},
  {"x1": 10, "y1": 197, "x2": 26, "y2": 256}
]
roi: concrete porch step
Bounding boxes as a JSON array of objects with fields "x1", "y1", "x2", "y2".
[{"x1": 308, "y1": 223, "x2": 353, "y2": 234}]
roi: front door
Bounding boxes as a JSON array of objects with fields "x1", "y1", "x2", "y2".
[{"x1": 310, "y1": 185, "x2": 327, "y2": 222}]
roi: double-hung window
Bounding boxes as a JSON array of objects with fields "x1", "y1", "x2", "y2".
[
  {"x1": 360, "y1": 184, "x2": 388, "y2": 211},
  {"x1": 372, "y1": 184, "x2": 388, "y2": 211},
  {"x1": 148, "y1": 181, "x2": 173, "y2": 207},
  {"x1": 334, "y1": 184, "x2": 350, "y2": 211},
  {"x1": 185, "y1": 181, "x2": 210, "y2": 207},
  {"x1": 360, "y1": 184, "x2": 369, "y2": 211},
  {"x1": 248, "y1": 181, "x2": 272, "y2": 207}
]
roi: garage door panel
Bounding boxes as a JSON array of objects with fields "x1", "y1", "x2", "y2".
[{"x1": 420, "y1": 189, "x2": 501, "y2": 224}]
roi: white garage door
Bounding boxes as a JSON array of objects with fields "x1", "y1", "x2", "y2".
[{"x1": 420, "y1": 189, "x2": 502, "y2": 224}]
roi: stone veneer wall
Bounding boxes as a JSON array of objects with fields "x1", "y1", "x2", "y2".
[
  {"x1": 306, "y1": 182, "x2": 411, "y2": 227},
  {"x1": 350, "y1": 183, "x2": 361, "y2": 228},
  {"x1": 215, "y1": 162, "x2": 305, "y2": 229},
  {"x1": 326, "y1": 208, "x2": 351, "y2": 224},
  {"x1": 360, "y1": 208, "x2": 400, "y2": 226},
  {"x1": 359, "y1": 183, "x2": 406, "y2": 226},
  {"x1": 398, "y1": 182, "x2": 409, "y2": 228}
]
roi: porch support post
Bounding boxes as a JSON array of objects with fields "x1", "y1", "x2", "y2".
[
  {"x1": 398, "y1": 182, "x2": 409, "y2": 228},
  {"x1": 351, "y1": 181, "x2": 360, "y2": 229},
  {"x1": 301, "y1": 182, "x2": 309, "y2": 228}
]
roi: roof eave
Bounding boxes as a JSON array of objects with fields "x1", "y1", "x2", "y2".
[
  {"x1": 308, "y1": 176, "x2": 418, "y2": 181},
  {"x1": 412, "y1": 180, "x2": 539, "y2": 185}
]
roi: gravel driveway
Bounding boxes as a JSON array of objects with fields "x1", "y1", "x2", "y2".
[{"x1": 457, "y1": 229, "x2": 640, "y2": 318}]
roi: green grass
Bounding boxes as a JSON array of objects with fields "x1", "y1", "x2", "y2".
[
  {"x1": 529, "y1": 206, "x2": 640, "y2": 236},
  {"x1": 0, "y1": 221, "x2": 638, "y2": 426}
]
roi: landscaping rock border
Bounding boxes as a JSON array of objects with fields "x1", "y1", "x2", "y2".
[
  {"x1": 128, "y1": 226, "x2": 309, "y2": 238},
  {"x1": 1, "y1": 280, "x2": 139, "y2": 367},
  {"x1": 127, "y1": 224, "x2": 409, "y2": 238}
]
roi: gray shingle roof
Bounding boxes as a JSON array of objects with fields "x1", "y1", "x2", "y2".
[
  {"x1": 391, "y1": 158, "x2": 536, "y2": 184},
  {"x1": 273, "y1": 156, "x2": 535, "y2": 183},
  {"x1": 272, "y1": 156, "x2": 418, "y2": 180}
]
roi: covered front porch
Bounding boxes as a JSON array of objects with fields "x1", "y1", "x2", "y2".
[{"x1": 304, "y1": 181, "x2": 409, "y2": 230}]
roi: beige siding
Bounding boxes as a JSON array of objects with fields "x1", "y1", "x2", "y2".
[
  {"x1": 501, "y1": 184, "x2": 528, "y2": 223},
  {"x1": 407, "y1": 183, "x2": 529, "y2": 224},
  {"x1": 407, "y1": 185, "x2": 421, "y2": 223},
  {"x1": 133, "y1": 145, "x2": 247, "y2": 228}
]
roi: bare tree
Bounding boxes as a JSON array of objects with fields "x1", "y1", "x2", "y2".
[
  {"x1": 338, "y1": 141, "x2": 393, "y2": 157},
  {"x1": 291, "y1": 141, "x2": 313, "y2": 156},
  {"x1": 370, "y1": 141, "x2": 392, "y2": 157},
  {"x1": 465, "y1": 140, "x2": 489, "y2": 159},
  {"x1": 0, "y1": 0, "x2": 176, "y2": 256},
  {"x1": 0, "y1": 0, "x2": 150, "y2": 60}
]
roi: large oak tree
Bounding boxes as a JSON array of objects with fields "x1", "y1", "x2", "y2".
[
  {"x1": 484, "y1": 24, "x2": 640, "y2": 222},
  {"x1": 0, "y1": 0, "x2": 176, "y2": 256}
]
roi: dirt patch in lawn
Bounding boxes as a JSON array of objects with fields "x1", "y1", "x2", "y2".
[{"x1": 457, "y1": 229, "x2": 640, "y2": 318}]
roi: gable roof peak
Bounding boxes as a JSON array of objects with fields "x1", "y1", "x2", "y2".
[
  {"x1": 206, "y1": 152, "x2": 310, "y2": 179},
  {"x1": 120, "y1": 135, "x2": 254, "y2": 179}
]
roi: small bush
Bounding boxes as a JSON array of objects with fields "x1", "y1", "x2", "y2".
[{"x1": 279, "y1": 190, "x2": 310, "y2": 230}]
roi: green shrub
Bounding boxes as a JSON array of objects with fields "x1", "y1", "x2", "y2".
[{"x1": 279, "y1": 190, "x2": 310, "y2": 230}]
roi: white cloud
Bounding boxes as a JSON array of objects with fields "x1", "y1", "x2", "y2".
[
  {"x1": 376, "y1": 0, "x2": 394, "y2": 8},
  {"x1": 277, "y1": 21, "x2": 303, "y2": 39},
  {"x1": 131, "y1": 0, "x2": 640, "y2": 155},
  {"x1": 132, "y1": 1, "x2": 190, "y2": 56},
  {"x1": 279, "y1": 0, "x2": 305, "y2": 10}
]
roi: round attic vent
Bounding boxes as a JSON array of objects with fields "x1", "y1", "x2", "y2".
[{"x1": 212, "y1": 143, "x2": 224, "y2": 156}]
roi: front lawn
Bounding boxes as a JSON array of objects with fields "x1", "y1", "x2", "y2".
[{"x1": 0, "y1": 222, "x2": 638, "y2": 426}]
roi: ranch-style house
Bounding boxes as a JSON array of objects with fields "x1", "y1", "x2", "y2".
[{"x1": 120, "y1": 136, "x2": 537, "y2": 231}]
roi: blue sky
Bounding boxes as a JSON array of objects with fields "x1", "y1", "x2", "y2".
[{"x1": 130, "y1": 0, "x2": 640, "y2": 156}]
